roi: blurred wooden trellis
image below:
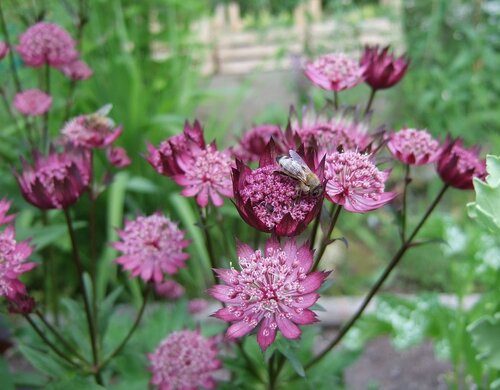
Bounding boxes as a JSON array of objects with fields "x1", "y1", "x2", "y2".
[{"x1": 151, "y1": 0, "x2": 404, "y2": 76}]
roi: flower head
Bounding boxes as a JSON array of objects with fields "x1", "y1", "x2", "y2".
[
  {"x1": 13, "y1": 89, "x2": 52, "y2": 116},
  {"x1": 210, "y1": 237, "x2": 329, "y2": 351},
  {"x1": 16, "y1": 22, "x2": 78, "y2": 67},
  {"x1": 107, "y1": 147, "x2": 131, "y2": 168},
  {"x1": 15, "y1": 147, "x2": 91, "y2": 210},
  {"x1": 387, "y1": 128, "x2": 440, "y2": 165},
  {"x1": 233, "y1": 124, "x2": 284, "y2": 163},
  {"x1": 61, "y1": 106, "x2": 122, "y2": 149},
  {"x1": 148, "y1": 330, "x2": 221, "y2": 390},
  {"x1": 233, "y1": 141, "x2": 324, "y2": 236},
  {"x1": 58, "y1": 59, "x2": 93, "y2": 80},
  {"x1": 361, "y1": 45, "x2": 409, "y2": 90},
  {"x1": 305, "y1": 52, "x2": 365, "y2": 91},
  {"x1": 0, "y1": 41, "x2": 9, "y2": 61},
  {"x1": 155, "y1": 280, "x2": 185, "y2": 300},
  {"x1": 113, "y1": 213, "x2": 189, "y2": 283},
  {"x1": 0, "y1": 199, "x2": 16, "y2": 226},
  {"x1": 0, "y1": 226, "x2": 36, "y2": 299},
  {"x1": 325, "y1": 150, "x2": 396, "y2": 212},
  {"x1": 8, "y1": 292, "x2": 35, "y2": 315},
  {"x1": 437, "y1": 137, "x2": 486, "y2": 190}
]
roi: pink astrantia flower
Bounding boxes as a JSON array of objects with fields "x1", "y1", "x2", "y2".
[
  {"x1": 113, "y1": 213, "x2": 190, "y2": 283},
  {"x1": 437, "y1": 137, "x2": 486, "y2": 190},
  {"x1": 15, "y1": 147, "x2": 91, "y2": 210},
  {"x1": 325, "y1": 150, "x2": 396, "y2": 213},
  {"x1": 13, "y1": 89, "x2": 52, "y2": 117},
  {"x1": 107, "y1": 147, "x2": 131, "y2": 168},
  {"x1": 0, "y1": 226, "x2": 36, "y2": 299},
  {"x1": 61, "y1": 108, "x2": 122, "y2": 149},
  {"x1": 16, "y1": 22, "x2": 77, "y2": 67},
  {"x1": 305, "y1": 52, "x2": 366, "y2": 92},
  {"x1": 58, "y1": 59, "x2": 93, "y2": 81},
  {"x1": 0, "y1": 41, "x2": 9, "y2": 60},
  {"x1": 233, "y1": 141, "x2": 324, "y2": 236},
  {"x1": 188, "y1": 299, "x2": 209, "y2": 314},
  {"x1": 148, "y1": 330, "x2": 221, "y2": 390},
  {"x1": 210, "y1": 237, "x2": 329, "y2": 351},
  {"x1": 0, "y1": 199, "x2": 16, "y2": 226},
  {"x1": 361, "y1": 45, "x2": 409, "y2": 90},
  {"x1": 387, "y1": 128, "x2": 440, "y2": 165},
  {"x1": 233, "y1": 124, "x2": 284, "y2": 163},
  {"x1": 155, "y1": 280, "x2": 185, "y2": 300}
]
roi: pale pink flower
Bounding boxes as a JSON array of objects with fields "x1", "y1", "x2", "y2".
[
  {"x1": 0, "y1": 199, "x2": 16, "y2": 226},
  {"x1": 148, "y1": 330, "x2": 221, "y2": 390},
  {"x1": 13, "y1": 89, "x2": 52, "y2": 116},
  {"x1": 58, "y1": 59, "x2": 93, "y2": 80},
  {"x1": 325, "y1": 150, "x2": 396, "y2": 213},
  {"x1": 387, "y1": 128, "x2": 440, "y2": 165},
  {"x1": 107, "y1": 147, "x2": 131, "y2": 168},
  {"x1": 305, "y1": 52, "x2": 365, "y2": 91},
  {"x1": 16, "y1": 22, "x2": 78, "y2": 67},
  {"x1": 113, "y1": 213, "x2": 190, "y2": 283},
  {"x1": 210, "y1": 237, "x2": 329, "y2": 351},
  {"x1": 0, "y1": 41, "x2": 9, "y2": 60},
  {"x1": 0, "y1": 226, "x2": 36, "y2": 299},
  {"x1": 154, "y1": 280, "x2": 185, "y2": 299},
  {"x1": 188, "y1": 299, "x2": 209, "y2": 314}
]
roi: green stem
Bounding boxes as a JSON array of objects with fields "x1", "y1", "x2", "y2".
[
  {"x1": 0, "y1": 3, "x2": 22, "y2": 92},
  {"x1": 236, "y1": 341, "x2": 265, "y2": 384},
  {"x1": 312, "y1": 204, "x2": 342, "y2": 271},
  {"x1": 42, "y1": 64, "x2": 50, "y2": 152},
  {"x1": 267, "y1": 351, "x2": 277, "y2": 390},
  {"x1": 198, "y1": 206, "x2": 218, "y2": 284},
  {"x1": 308, "y1": 208, "x2": 322, "y2": 250},
  {"x1": 364, "y1": 88, "x2": 376, "y2": 116},
  {"x1": 303, "y1": 184, "x2": 449, "y2": 371},
  {"x1": 401, "y1": 164, "x2": 411, "y2": 242},
  {"x1": 88, "y1": 152, "x2": 98, "y2": 330},
  {"x1": 63, "y1": 209, "x2": 102, "y2": 385},
  {"x1": 333, "y1": 91, "x2": 339, "y2": 110}
]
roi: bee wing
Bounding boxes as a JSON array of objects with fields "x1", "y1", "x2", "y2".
[
  {"x1": 289, "y1": 149, "x2": 314, "y2": 175},
  {"x1": 95, "y1": 103, "x2": 113, "y2": 117},
  {"x1": 279, "y1": 156, "x2": 309, "y2": 182}
]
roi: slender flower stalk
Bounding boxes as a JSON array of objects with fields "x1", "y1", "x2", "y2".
[
  {"x1": 198, "y1": 206, "x2": 218, "y2": 284},
  {"x1": 401, "y1": 164, "x2": 411, "y2": 242},
  {"x1": 312, "y1": 204, "x2": 342, "y2": 271},
  {"x1": 364, "y1": 88, "x2": 376, "y2": 115},
  {"x1": 42, "y1": 64, "x2": 51, "y2": 151},
  {"x1": 0, "y1": 3, "x2": 22, "y2": 92}
]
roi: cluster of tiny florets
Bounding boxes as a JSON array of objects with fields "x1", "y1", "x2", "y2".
[
  {"x1": 58, "y1": 59, "x2": 93, "y2": 80},
  {"x1": 13, "y1": 89, "x2": 52, "y2": 116},
  {"x1": 388, "y1": 128, "x2": 440, "y2": 165},
  {"x1": 306, "y1": 52, "x2": 365, "y2": 91},
  {"x1": 61, "y1": 113, "x2": 121, "y2": 149}
]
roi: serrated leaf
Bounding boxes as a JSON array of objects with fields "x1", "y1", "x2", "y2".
[
  {"x1": 468, "y1": 315, "x2": 500, "y2": 369},
  {"x1": 18, "y1": 344, "x2": 69, "y2": 378}
]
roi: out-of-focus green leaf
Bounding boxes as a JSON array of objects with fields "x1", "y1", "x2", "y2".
[
  {"x1": 126, "y1": 177, "x2": 158, "y2": 194},
  {"x1": 468, "y1": 314, "x2": 500, "y2": 370},
  {"x1": 18, "y1": 344, "x2": 69, "y2": 378},
  {"x1": 44, "y1": 375, "x2": 106, "y2": 390},
  {"x1": 16, "y1": 222, "x2": 86, "y2": 252},
  {"x1": 0, "y1": 357, "x2": 15, "y2": 390}
]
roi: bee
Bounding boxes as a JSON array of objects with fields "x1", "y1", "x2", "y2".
[
  {"x1": 84, "y1": 104, "x2": 115, "y2": 129},
  {"x1": 276, "y1": 150, "x2": 323, "y2": 197}
]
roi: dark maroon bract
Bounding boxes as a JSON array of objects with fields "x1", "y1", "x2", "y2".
[{"x1": 361, "y1": 45, "x2": 409, "y2": 91}]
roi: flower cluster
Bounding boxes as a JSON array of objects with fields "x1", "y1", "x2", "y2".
[
  {"x1": 58, "y1": 59, "x2": 93, "y2": 81},
  {"x1": 387, "y1": 128, "x2": 440, "y2": 165},
  {"x1": 233, "y1": 124, "x2": 283, "y2": 163},
  {"x1": 13, "y1": 89, "x2": 52, "y2": 117},
  {"x1": 148, "y1": 330, "x2": 220, "y2": 390}
]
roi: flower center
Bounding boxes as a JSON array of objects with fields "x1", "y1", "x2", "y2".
[{"x1": 186, "y1": 149, "x2": 232, "y2": 185}]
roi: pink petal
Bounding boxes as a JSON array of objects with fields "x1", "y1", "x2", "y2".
[
  {"x1": 276, "y1": 315, "x2": 301, "y2": 339},
  {"x1": 256, "y1": 317, "x2": 277, "y2": 351},
  {"x1": 300, "y1": 272, "x2": 327, "y2": 294},
  {"x1": 208, "y1": 285, "x2": 238, "y2": 303},
  {"x1": 236, "y1": 241, "x2": 254, "y2": 259},
  {"x1": 226, "y1": 320, "x2": 255, "y2": 339}
]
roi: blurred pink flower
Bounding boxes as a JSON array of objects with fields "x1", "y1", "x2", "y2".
[
  {"x1": 188, "y1": 298, "x2": 209, "y2": 314},
  {"x1": 15, "y1": 147, "x2": 91, "y2": 210},
  {"x1": 58, "y1": 59, "x2": 93, "y2": 80},
  {"x1": 148, "y1": 330, "x2": 221, "y2": 390},
  {"x1": 0, "y1": 199, "x2": 16, "y2": 226},
  {"x1": 16, "y1": 22, "x2": 78, "y2": 67},
  {"x1": 155, "y1": 280, "x2": 185, "y2": 300},
  {"x1": 387, "y1": 128, "x2": 440, "y2": 165},
  {"x1": 13, "y1": 89, "x2": 52, "y2": 116},
  {"x1": 8, "y1": 292, "x2": 35, "y2": 315},
  {"x1": 0, "y1": 41, "x2": 9, "y2": 60},
  {"x1": 107, "y1": 147, "x2": 131, "y2": 168},
  {"x1": 210, "y1": 237, "x2": 329, "y2": 351},
  {"x1": 437, "y1": 137, "x2": 486, "y2": 190},
  {"x1": 113, "y1": 213, "x2": 190, "y2": 283},
  {"x1": 0, "y1": 226, "x2": 36, "y2": 299},
  {"x1": 305, "y1": 52, "x2": 365, "y2": 92},
  {"x1": 325, "y1": 150, "x2": 396, "y2": 213},
  {"x1": 233, "y1": 124, "x2": 284, "y2": 163},
  {"x1": 361, "y1": 45, "x2": 409, "y2": 90}
]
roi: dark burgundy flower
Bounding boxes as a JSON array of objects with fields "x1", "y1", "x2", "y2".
[
  {"x1": 233, "y1": 124, "x2": 284, "y2": 163},
  {"x1": 437, "y1": 137, "x2": 486, "y2": 190},
  {"x1": 361, "y1": 45, "x2": 409, "y2": 90},
  {"x1": 8, "y1": 292, "x2": 36, "y2": 315},
  {"x1": 232, "y1": 140, "x2": 324, "y2": 236},
  {"x1": 107, "y1": 146, "x2": 131, "y2": 168}
]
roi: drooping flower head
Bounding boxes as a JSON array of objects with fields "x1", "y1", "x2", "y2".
[
  {"x1": 387, "y1": 128, "x2": 440, "y2": 165},
  {"x1": 16, "y1": 22, "x2": 78, "y2": 67},
  {"x1": 148, "y1": 330, "x2": 221, "y2": 390},
  {"x1": 233, "y1": 140, "x2": 324, "y2": 236},
  {"x1": 437, "y1": 137, "x2": 486, "y2": 190},
  {"x1": 0, "y1": 226, "x2": 36, "y2": 299},
  {"x1": 361, "y1": 45, "x2": 409, "y2": 90},
  {"x1": 0, "y1": 199, "x2": 16, "y2": 226},
  {"x1": 13, "y1": 89, "x2": 52, "y2": 116},
  {"x1": 325, "y1": 150, "x2": 396, "y2": 213},
  {"x1": 107, "y1": 147, "x2": 131, "y2": 168},
  {"x1": 305, "y1": 52, "x2": 366, "y2": 92},
  {"x1": 233, "y1": 124, "x2": 284, "y2": 163},
  {"x1": 61, "y1": 105, "x2": 122, "y2": 149},
  {"x1": 210, "y1": 237, "x2": 329, "y2": 351},
  {"x1": 155, "y1": 280, "x2": 185, "y2": 300},
  {"x1": 113, "y1": 213, "x2": 190, "y2": 283},
  {"x1": 15, "y1": 147, "x2": 91, "y2": 210},
  {"x1": 0, "y1": 41, "x2": 9, "y2": 61},
  {"x1": 58, "y1": 59, "x2": 93, "y2": 81}
]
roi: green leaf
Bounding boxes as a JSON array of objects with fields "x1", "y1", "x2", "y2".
[
  {"x1": 16, "y1": 222, "x2": 86, "y2": 252},
  {"x1": 276, "y1": 339, "x2": 306, "y2": 378},
  {"x1": 18, "y1": 344, "x2": 69, "y2": 378},
  {"x1": 44, "y1": 375, "x2": 106, "y2": 390},
  {"x1": 0, "y1": 357, "x2": 15, "y2": 390},
  {"x1": 98, "y1": 286, "x2": 124, "y2": 336},
  {"x1": 126, "y1": 177, "x2": 158, "y2": 194},
  {"x1": 468, "y1": 314, "x2": 500, "y2": 369}
]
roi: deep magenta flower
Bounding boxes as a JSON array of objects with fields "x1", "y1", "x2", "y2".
[
  {"x1": 0, "y1": 41, "x2": 9, "y2": 60},
  {"x1": 233, "y1": 124, "x2": 284, "y2": 163},
  {"x1": 387, "y1": 128, "x2": 440, "y2": 165},
  {"x1": 8, "y1": 292, "x2": 35, "y2": 315},
  {"x1": 154, "y1": 280, "x2": 185, "y2": 299},
  {"x1": 13, "y1": 89, "x2": 52, "y2": 116},
  {"x1": 15, "y1": 147, "x2": 91, "y2": 210},
  {"x1": 325, "y1": 150, "x2": 396, "y2": 213},
  {"x1": 305, "y1": 52, "x2": 365, "y2": 92},
  {"x1": 233, "y1": 141, "x2": 324, "y2": 236},
  {"x1": 210, "y1": 237, "x2": 329, "y2": 351},
  {"x1": 361, "y1": 45, "x2": 409, "y2": 90},
  {"x1": 16, "y1": 22, "x2": 78, "y2": 67},
  {"x1": 0, "y1": 226, "x2": 36, "y2": 299},
  {"x1": 58, "y1": 59, "x2": 93, "y2": 80},
  {"x1": 148, "y1": 330, "x2": 221, "y2": 390},
  {"x1": 113, "y1": 213, "x2": 190, "y2": 283},
  {"x1": 437, "y1": 137, "x2": 486, "y2": 190},
  {"x1": 107, "y1": 147, "x2": 131, "y2": 168},
  {"x1": 0, "y1": 199, "x2": 16, "y2": 226}
]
